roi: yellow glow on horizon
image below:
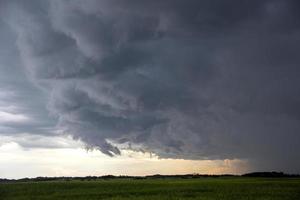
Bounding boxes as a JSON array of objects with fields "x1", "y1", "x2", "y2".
[{"x1": 0, "y1": 140, "x2": 250, "y2": 179}]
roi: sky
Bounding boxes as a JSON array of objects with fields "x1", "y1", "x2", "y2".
[{"x1": 0, "y1": 0, "x2": 300, "y2": 178}]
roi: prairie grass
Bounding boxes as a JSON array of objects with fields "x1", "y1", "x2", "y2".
[{"x1": 0, "y1": 177, "x2": 299, "y2": 200}]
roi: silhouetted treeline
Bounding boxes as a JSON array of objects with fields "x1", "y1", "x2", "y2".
[
  {"x1": 242, "y1": 171, "x2": 300, "y2": 178},
  {"x1": 1, "y1": 172, "x2": 299, "y2": 183}
]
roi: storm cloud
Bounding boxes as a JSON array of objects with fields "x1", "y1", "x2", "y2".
[{"x1": 1, "y1": 0, "x2": 300, "y2": 172}]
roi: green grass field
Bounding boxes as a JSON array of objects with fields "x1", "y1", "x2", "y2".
[{"x1": 0, "y1": 178, "x2": 299, "y2": 200}]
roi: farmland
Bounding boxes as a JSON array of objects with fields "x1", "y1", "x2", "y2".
[{"x1": 0, "y1": 177, "x2": 299, "y2": 200}]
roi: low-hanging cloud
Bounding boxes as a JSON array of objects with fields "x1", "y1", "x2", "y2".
[{"x1": 1, "y1": 0, "x2": 300, "y2": 172}]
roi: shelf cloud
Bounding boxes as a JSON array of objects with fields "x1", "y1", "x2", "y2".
[{"x1": 1, "y1": 0, "x2": 300, "y2": 172}]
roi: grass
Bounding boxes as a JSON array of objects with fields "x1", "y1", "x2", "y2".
[{"x1": 0, "y1": 177, "x2": 299, "y2": 200}]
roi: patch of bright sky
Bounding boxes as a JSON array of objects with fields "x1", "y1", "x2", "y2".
[
  {"x1": 0, "y1": 111, "x2": 30, "y2": 123},
  {"x1": 0, "y1": 135, "x2": 250, "y2": 179}
]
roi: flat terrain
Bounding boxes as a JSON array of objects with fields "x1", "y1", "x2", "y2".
[{"x1": 0, "y1": 177, "x2": 299, "y2": 200}]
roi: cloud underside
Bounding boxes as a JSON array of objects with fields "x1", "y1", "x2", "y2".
[{"x1": 1, "y1": 0, "x2": 300, "y2": 171}]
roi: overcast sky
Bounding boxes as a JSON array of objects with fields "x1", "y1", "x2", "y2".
[{"x1": 0, "y1": 0, "x2": 300, "y2": 178}]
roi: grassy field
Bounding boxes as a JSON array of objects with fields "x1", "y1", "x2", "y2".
[{"x1": 0, "y1": 177, "x2": 299, "y2": 200}]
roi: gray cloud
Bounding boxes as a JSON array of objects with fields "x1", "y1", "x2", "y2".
[
  {"x1": 0, "y1": 13, "x2": 56, "y2": 137},
  {"x1": 1, "y1": 0, "x2": 300, "y2": 172}
]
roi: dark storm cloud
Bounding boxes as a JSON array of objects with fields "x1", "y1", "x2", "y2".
[
  {"x1": 1, "y1": 0, "x2": 300, "y2": 172},
  {"x1": 0, "y1": 13, "x2": 55, "y2": 138}
]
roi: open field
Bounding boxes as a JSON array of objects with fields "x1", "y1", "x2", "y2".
[{"x1": 0, "y1": 177, "x2": 300, "y2": 200}]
